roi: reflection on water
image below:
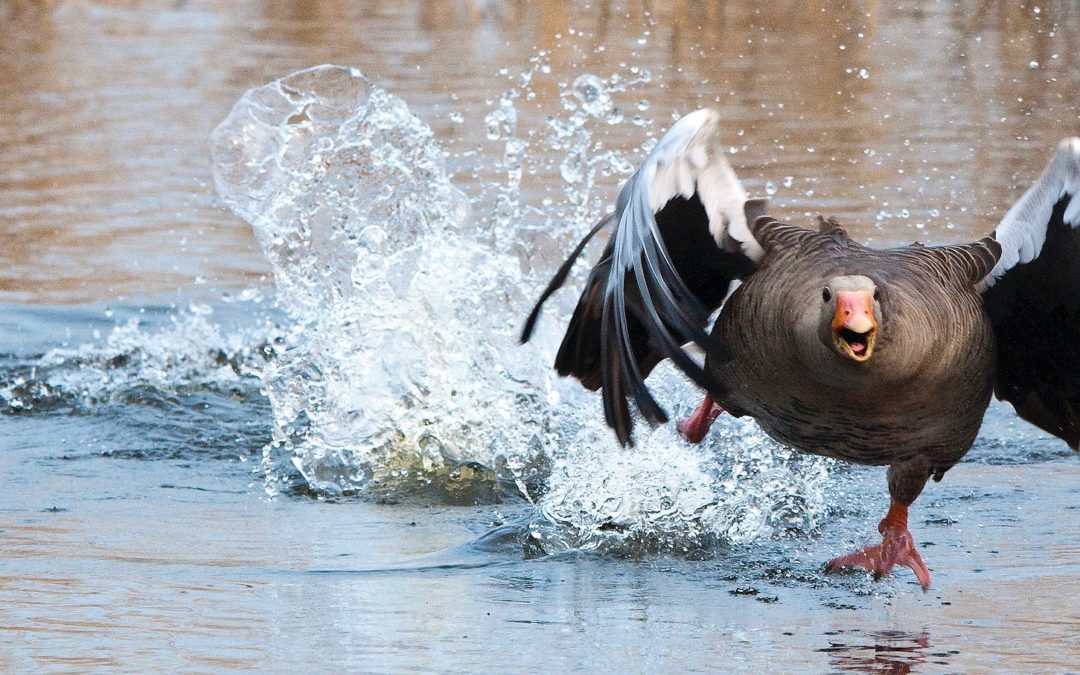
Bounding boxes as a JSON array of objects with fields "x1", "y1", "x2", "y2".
[
  {"x1": 1, "y1": 0, "x2": 1079, "y2": 672},
  {"x1": 819, "y1": 629, "x2": 936, "y2": 674}
]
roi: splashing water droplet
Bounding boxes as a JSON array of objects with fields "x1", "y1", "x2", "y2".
[
  {"x1": 765, "y1": 181, "x2": 777, "y2": 196},
  {"x1": 557, "y1": 151, "x2": 582, "y2": 184},
  {"x1": 571, "y1": 73, "x2": 613, "y2": 118}
]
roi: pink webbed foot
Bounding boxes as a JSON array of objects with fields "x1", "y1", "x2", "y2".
[
  {"x1": 824, "y1": 501, "x2": 932, "y2": 590},
  {"x1": 676, "y1": 393, "x2": 724, "y2": 444}
]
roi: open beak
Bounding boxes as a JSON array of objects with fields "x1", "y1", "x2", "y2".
[{"x1": 831, "y1": 291, "x2": 877, "y2": 362}]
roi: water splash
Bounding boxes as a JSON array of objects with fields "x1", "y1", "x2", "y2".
[
  {"x1": 480, "y1": 59, "x2": 649, "y2": 249},
  {"x1": 0, "y1": 302, "x2": 276, "y2": 414},
  {"x1": 520, "y1": 365, "x2": 835, "y2": 558},
  {"x1": 485, "y1": 88, "x2": 525, "y2": 232},
  {"x1": 547, "y1": 71, "x2": 641, "y2": 225},
  {"x1": 210, "y1": 65, "x2": 469, "y2": 320},
  {"x1": 571, "y1": 74, "x2": 613, "y2": 118},
  {"x1": 212, "y1": 65, "x2": 551, "y2": 499},
  {"x1": 207, "y1": 63, "x2": 834, "y2": 555}
]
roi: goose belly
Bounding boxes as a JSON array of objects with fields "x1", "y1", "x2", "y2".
[
  {"x1": 743, "y1": 383, "x2": 993, "y2": 466},
  {"x1": 711, "y1": 265, "x2": 996, "y2": 468},
  {"x1": 710, "y1": 324, "x2": 996, "y2": 467}
]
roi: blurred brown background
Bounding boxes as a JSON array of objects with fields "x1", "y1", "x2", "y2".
[{"x1": 1, "y1": 0, "x2": 1076, "y2": 303}]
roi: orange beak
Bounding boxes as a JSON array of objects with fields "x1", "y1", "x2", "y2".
[{"x1": 831, "y1": 290, "x2": 877, "y2": 362}]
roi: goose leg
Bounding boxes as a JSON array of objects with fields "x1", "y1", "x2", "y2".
[
  {"x1": 824, "y1": 462, "x2": 932, "y2": 590},
  {"x1": 676, "y1": 393, "x2": 724, "y2": 443}
]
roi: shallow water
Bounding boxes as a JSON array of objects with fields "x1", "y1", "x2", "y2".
[{"x1": 2, "y1": 1, "x2": 1080, "y2": 672}]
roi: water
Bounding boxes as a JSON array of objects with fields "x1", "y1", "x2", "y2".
[{"x1": 2, "y1": 1, "x2": 1080, "y2": 671}]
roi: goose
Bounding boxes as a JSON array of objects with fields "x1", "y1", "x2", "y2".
[{"x1": 521, "y1": 109, "x2": 1080, "y2": 589}]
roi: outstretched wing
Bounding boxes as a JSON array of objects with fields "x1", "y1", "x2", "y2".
[
  {"x1": 521, "y1": 109, "x2": 767, "y2": 445},
  {"x1": 982, "y1": 138, "x2": 1080, "y2": 450}
]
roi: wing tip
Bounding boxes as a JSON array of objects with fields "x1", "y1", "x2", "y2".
[{"x1": 682, "y1": 107, "x2": 721, "y2": 126}]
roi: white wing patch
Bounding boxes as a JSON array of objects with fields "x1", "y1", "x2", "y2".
[
  {"x1": 988, "y1": 137, "x2": 1080, "y2": 285},
  {"x1": 641, "y1": 109, "x2": 764, "y2": 261}
]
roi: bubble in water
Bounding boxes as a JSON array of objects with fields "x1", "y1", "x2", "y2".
[
  {"x1": 572, "y1": 73, "x2": 613, "y2": 118},
  {"x1": 764, "y1": 180, "x2": 777, "y2": 196}
]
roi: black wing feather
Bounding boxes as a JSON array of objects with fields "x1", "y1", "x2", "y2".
[
  {"x1": 984, "y1": 195, "x2": 1080, "y2": 450},
  {"x1": 526, "y1": 191, "x2": 761, "y2": 445},
  {"x1": 520, "y1": 109, "x2": 766, "y2": 444}
]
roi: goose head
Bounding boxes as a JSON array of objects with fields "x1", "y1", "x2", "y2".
[{"x1": 820, "y1": 275, "x2": 880, "y2": 363}]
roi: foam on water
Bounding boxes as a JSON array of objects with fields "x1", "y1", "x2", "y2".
[
  {"x1": 0, "y1": 298, "x2": 279, "y2": 464},
  {"x1": 526, "y1": 403, "x2": 835, "y2": 558},
  {"x1": 205, "y1": 63, "x2": 837, "y2": 554},
  {"x1": 0, "y1": 300, "x2": 276, "y2": 415}
]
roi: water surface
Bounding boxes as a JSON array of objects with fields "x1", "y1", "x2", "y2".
[{"x1": 1, "y1": 1, "x2": 1079, "y2": 671}]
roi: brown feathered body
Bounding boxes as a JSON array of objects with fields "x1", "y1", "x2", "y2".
[{"x1": 711, "y1": 219, "x2": 998, "y2": 482}]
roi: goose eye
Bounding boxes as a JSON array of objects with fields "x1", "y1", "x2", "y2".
[{"x1": 822, "y1": 287, "x2": 832, "y2": 302}]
